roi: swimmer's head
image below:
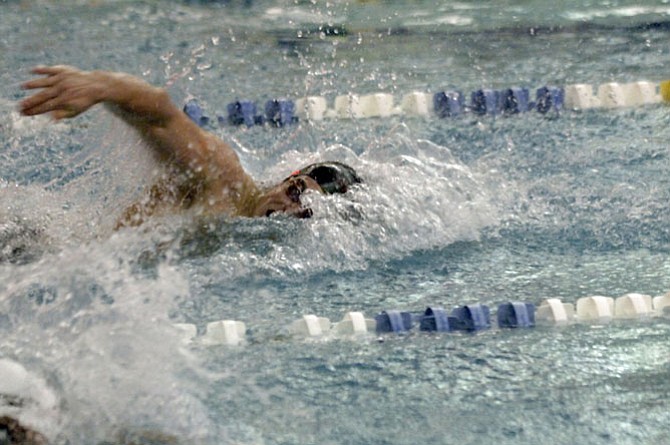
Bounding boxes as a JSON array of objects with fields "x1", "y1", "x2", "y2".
[
  {"x1": 252, "y1": 162, "x2": 362, "y2": 218},
  {"x1": 286, "y1": 161, "x2": 362, "y2": 195},
  {"x1": 251, "y1": 175, "x2": 320, "y2": 218}
]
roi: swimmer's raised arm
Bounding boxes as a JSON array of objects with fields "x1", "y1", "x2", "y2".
[
  {"x1": 19, "y1": 65, "x2": 344, "y2": 221},
  {"x1": 20, "y1": 65, "x2": 258, "y2": 207},
  {"x1": 21, "y1": 65, "x2": 173, "y2": 123}
]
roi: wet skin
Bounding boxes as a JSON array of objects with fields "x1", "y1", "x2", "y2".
[
  {"x1": 19, "y1": 65, "x2": 323, "y2": 226},
  {"x1": 251, "y1": 175, "x2": 323, "y2": 218}
]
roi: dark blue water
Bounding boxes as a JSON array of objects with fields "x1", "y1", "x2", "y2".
[{"x1": 2, "y1": 1, "x2": 670, "y2": 444}]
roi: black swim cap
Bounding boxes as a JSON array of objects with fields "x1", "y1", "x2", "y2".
[{"x1": 287, "y1": 161, "x2": 362, "y2": 194}]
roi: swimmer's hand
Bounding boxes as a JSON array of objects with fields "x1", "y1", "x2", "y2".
[
  {"x1": 20, "y1": 65, "x2": 105, "y2": 120},
  {"x1": 20, "y1": 65, "x2": 174, "y2": 125},
  {"x1": 19, "y1": 65, "x2": 204, "y2": 163}
]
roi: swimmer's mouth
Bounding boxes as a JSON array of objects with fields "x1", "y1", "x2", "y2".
[{"x1": 286, "y1": 177, "x2": 313, "y2": 218}]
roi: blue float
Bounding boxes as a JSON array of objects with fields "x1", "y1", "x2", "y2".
[
  {"x1": 183, "y1": 99, "x2": 210, "y2": 127},
  {"x1": 535, "y1": 86, "x2": 564, "y2": 114},
  {"x1": 502, "y1": 87, "x2": 531, "y2": 114},
  {"x1": 265, "y1": 99, "x2": 297, "y2": 126},
  {"x1": 497, "y1": 302, "x2": 536, "y2": 328},
  {"x1": 227, "y1": 100, "x2": 261, "y2": 127},
  {"x1": 433, "y1": 91, "x2": 465, "y2": 118},
  {"x1": 375, "y1": 310, "x2": 413, "y2": 333},
  {"x1": 419, "y1": 307, "x2": 451, "y2": 332},
  {"x1": 471, "y1": 89, "x2": 503, "y2": 116},
  {"x1": 449, "y1": 304, "x2": 491, "y2": 331}
]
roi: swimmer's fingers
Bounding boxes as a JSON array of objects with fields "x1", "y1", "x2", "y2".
[
  {"x1": 21, "y1": 76, "x2": 58, "y2": 91},
  {"x1": 22, "y1": 96, "x2": 88, "y2": 120},
  {"x1": 21, "y1": 90, "x2": 86, "y2": 120},
  {"x1": 20, "y1": 69, "x2": 68, "y2": 114},
  {"x1": 20, "y1": 92, "x2": 62, "y2": 117},
  {"x1": 20, "y1": 83, "x2": 61, "y2": 112},
  {"x1": 29, "y1": 64, "x2": 78, "y2": 76},
  {"x1": 21, "y1": 66, "x2": 77, "y2": 90},
  {"x1": 20, "y1": 67, "x2": 99, "y2": 119}
]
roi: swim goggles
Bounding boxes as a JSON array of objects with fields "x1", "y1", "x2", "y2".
[{"x1": 286, "y1": 161, "x2": 362, "y2": 194}]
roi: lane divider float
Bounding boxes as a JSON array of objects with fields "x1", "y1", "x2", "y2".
[
  {"x1": 183, "y1": 80, "x2": 669, "y2": 128},
  {"x1": 175, "y1": 292, "x2": 670, "y2": 345}
]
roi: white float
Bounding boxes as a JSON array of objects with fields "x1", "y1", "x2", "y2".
[
  {"x1": 623, "y1": 81, "x2": 661, "y2": 106},
  {"x1": 334, "y1": 94, "x2": 364, "y2": 119},
  {"x1": 173, "y1": 323, "x2": 197, "y2": 343},
  {"x1": 564, "y1": 84, "x2": 601, "y2": 109},
  {"x1": 653, "y1": 292, "x2": 670, "y2": 317},
  {"x1": 360, "y1": 93, "x2": 397, "y2": 118},
  {"x1": 202, "y1": 320, "x2": 247, "y2": 346},
  {"x1": 401, "y1": 92, "x2": 432, "y2": 116},
  {"x1": 535, "y1": 298, "x2": 575, "y2": 325},
  {"x1": 332, "y1": 311, "x2": 376, "y2": 335},
  {"x1": 288, "y1": 314, "x2": 331, "y2": 337},
  {"x1": 295, "y1": 96, "x2": 328, "y2": 121},
  {"x1": 614, "y1": 293, "x2": 653, "y2": 319},
  {"x1": 597, "y1": 83, "x2": 627, "y2": 108},
  {"x1": 576, "y1": 296, "x2": 614, "y2": 323}
]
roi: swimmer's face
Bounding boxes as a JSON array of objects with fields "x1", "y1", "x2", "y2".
[{"x1": 253, "y1": 175, "x2": 322, "y2": 218}]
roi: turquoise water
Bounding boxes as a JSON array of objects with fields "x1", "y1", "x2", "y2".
[{"x1": 2, "y1": 1, "x2": 670, "y2": 444}]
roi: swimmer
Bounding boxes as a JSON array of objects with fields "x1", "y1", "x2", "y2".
[
  {"x1": 0, "y1": 358, "x2": 180, "y2": 445},
  {"x1": 0, "y1": 359, "x2": 53, "y2": 445},
  {"x1": 0, "y1": 416, "x2": 47, "y2": 445},
  {"x1": 19, "y1": 65, "x2": 361, "y2": 228}
]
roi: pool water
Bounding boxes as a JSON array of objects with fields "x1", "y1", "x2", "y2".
[{"x1": 2, "y1": 1, "x2": 670, "y2": 444}]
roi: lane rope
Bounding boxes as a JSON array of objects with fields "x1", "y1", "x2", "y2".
[
  {"x1": 177, "y1": 81, "x2": 670, "y2": 344},
  {"x1": 175, "y1": 292, "x2": 670, "y2": 346},
  {"x1": 183, "y1": 80, "x2": 669, "y2": 128}
]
